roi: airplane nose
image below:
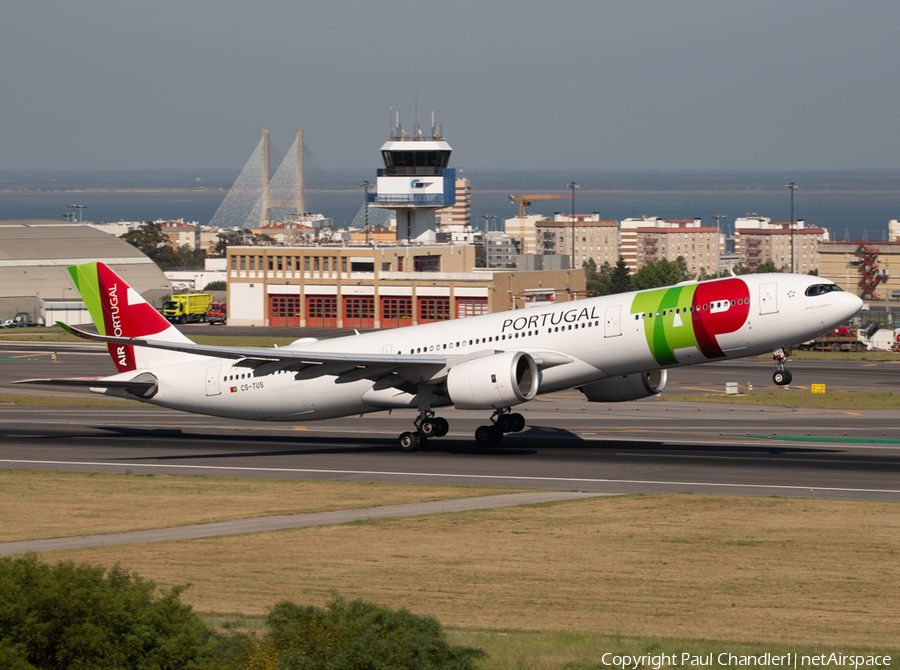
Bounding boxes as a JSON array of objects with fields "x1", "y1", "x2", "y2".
[{"x1": 842, "y1": 292, "x2": 864, "y2": 317}]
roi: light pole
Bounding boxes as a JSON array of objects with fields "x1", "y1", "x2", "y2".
[
  {"x1": 358, "y1": 181, "x2": 371, "y2": 244},
  {"x1": 567, "y1": 181, "x2": 579, "y2": 266},
  {"x1": 785, "y1": 182, "x2": 798, "y2": 273},
  {"x1": 67, "y1": 204, "x2": 86, "y2": 222},
  {"x1": 710, "y1": 212, "x2": 727, "y2": 278}
]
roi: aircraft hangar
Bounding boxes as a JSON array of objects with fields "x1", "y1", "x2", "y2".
[{"x1": 0, "y1": 219, "x2": 171, "y2": 324}]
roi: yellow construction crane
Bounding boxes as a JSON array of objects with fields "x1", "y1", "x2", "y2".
[
  {"x1": 507, "y1": 193, "x2": 568, "y2": 255},
  {"x1": 508, "y1": 193, "x2": 568, "y2": 219}
]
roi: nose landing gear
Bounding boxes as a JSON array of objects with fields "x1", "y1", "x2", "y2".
[
  {"x1": 474, "y1": 408, "x2": 526, "y2": 446},
  {"x1": 772, "y1": 347, "x2": 793, "y2": 386}
]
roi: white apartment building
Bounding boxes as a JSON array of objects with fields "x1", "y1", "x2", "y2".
[
  {"x1": 620, "y1": 217, "x2": 723, "y2": 272},
  {"x1": 535, "y1": 216, "x2": 619, "y2": 269},
  {"x1": 734, "y1": 216, "x2": 828, "y2": 273}
]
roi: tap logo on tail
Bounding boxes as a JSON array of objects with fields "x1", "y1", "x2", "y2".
[{"x1": 68, "y1": 262, "x2": 171, "y2": 373}]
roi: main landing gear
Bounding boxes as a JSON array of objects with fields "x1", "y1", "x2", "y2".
[
  {"x1": 474, "y1": 408, "x2": 526, "y2": 446},
  {"x1": 398, "y1": 410, "x2": 449, "y2": 452},
  {"x1": 396, "y1": 407, "x2": 528, "y2": 451},
  {"x1": 772, "y1": 347, "x2": 793, "y2": 386}
]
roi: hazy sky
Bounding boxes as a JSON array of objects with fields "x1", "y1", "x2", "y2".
[{"x1": 2, "y1": 0, "x2": 899, "y2": 172}]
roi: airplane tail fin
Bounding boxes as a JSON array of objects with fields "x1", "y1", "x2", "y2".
[{"x1": 68, "y1": 262, "x2": 194, "y2": 373}]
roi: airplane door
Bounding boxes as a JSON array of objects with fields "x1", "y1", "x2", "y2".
[
  {"x1": 604, "y1": 305, "x2": 622, "y2": 337},
  {"x1": 206, "y1": 365, "x2": 221, "y2": 397},
  {"x1": 760, "y1": 282, "x2": 778, "y2": 315},
  {"x1": 382, "y1": 344, "x2": 392, "y2": 354}
]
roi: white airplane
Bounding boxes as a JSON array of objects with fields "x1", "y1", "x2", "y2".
[{"x1": 15, "y1": 262, "x2": 862, "y2": 451}]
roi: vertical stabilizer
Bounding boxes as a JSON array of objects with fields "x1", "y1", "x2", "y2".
[{"x1": 68, "y1": 262, "x2": 193, "y2": 372}]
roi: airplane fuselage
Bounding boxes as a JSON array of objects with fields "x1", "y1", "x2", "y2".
[{"x1": 109, "y1": 273, "x2": 862, "y2": 422}]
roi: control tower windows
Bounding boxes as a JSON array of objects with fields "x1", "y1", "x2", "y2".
[{"x1": 381, "y1": 150, "x2": 450, "y2": 176}]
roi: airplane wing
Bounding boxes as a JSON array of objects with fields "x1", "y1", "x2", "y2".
[
  {"x1": 57, "y1": 323, "x2": 574, "y2": 374},
  {"x1": 57, "y1": 322, "x2": 449, "y2": 366}
]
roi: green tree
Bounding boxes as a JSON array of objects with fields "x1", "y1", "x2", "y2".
[
  {"x1": 209, "y1": 230, "x2": 275, "y2": 258},
  {"x1": 236, "y1": 595, "x2": 486, "y2": 670},
  {"x1": 754, "y1": 259, "x2": 785, "y2": 273},
  {"x1": 120, "y1": 222, "x2": 206, "y2": 271},
  {"x1": 120, "y1": 221, "x2": 167, "y2": 257},
  {"x1": 675, "y1": 255, "x2": 693, "y2": 281},
  {"x1": 582, "y1": 258, "x2": 609, "y2": 295},
  {"x1": 203, "y1": 280, "x2": 227, "y2": 291},
  {"x1": 474, "y1": 245, "x2": 487, "y2": 268},
  {"x1": 0, "y1": 555, "x2": 216, "y2": 670},
  {"x1": 631, "y1": 258, "x2": 685, "y2": 290},
  {"x1": 608, "y1": 256, "x2": 633, "y2": 294}
]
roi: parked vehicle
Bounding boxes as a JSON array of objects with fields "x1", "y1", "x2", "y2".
[
  {"x1": 797, "y1": 320, "x2": 880, "y2": 352},
  {"x1": 2, "y1": 313, "x2": 39, "y2": 328},
  {"x1": 206, "y1": 302, "x2": 227, "y2": 325},
  {"x1": 162, "y1": 294, "x2": 213, "y2": 324}
]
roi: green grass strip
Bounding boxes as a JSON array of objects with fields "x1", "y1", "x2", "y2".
[{"x1": 730, "y1": 434, "x2": 900, "y2": 444}]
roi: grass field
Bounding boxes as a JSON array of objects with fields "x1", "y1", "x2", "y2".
[
  {"x1": 8, "y1": 470, "x2": 897, "y2": 652},
  {"x1": 0, "y1": 392, "x2": 143, "y2": 406},
  {"x1": 0, "y1": 470, "x2": 527, "y2": 542},
  {"x1": 660, "y1": 390, "x2": 900, "y2": 410}
]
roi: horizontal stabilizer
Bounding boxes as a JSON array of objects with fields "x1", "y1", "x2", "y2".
[{"x1": 11, "y1": 377, "x2": 157, "y2": 392}]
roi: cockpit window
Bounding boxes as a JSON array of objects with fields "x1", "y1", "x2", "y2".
[{"x1": 805, "y1": 283, "x2": 843, "y2": 297}]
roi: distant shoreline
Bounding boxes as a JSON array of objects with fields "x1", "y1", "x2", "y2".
[{"x1": 5, "y1": 187, "x2": 900, "y2": 195}]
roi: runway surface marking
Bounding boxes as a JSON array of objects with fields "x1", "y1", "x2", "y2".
[{"x1": 4, "y1": 459, "x2": 900, "y2": 496}]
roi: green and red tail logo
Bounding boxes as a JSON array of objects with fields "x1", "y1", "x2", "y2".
[{"x1": 68, "y1": 262, "x2": 171, "y2": 373}]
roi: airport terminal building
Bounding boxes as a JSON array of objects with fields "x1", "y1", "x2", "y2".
[{"x1": 225, "y1": 243, "x2": 584, "y2": 328}]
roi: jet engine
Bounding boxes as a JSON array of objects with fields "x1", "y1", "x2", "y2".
[
  {"x1": 445, "y1": 351, "x2": 540, "y2": 410},
  {"x1": 579, "y1": 370, "x2": 667, "y2": 403}
]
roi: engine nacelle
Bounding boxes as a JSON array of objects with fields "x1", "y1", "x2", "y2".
[
  {"x1": 446, "y1": 351, "x2": 540, "y2": 410},
  {"x1": 579, "y1": 370, "x2": 667, "y2": 403}
]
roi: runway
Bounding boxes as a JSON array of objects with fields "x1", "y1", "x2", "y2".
[{"x1": 1, "y1": 341, "x2": 899, "y2": 502}]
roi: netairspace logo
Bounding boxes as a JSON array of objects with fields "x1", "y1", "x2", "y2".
[{"x1": 599, "y1": 653, "x2": 892, "y2": 670}]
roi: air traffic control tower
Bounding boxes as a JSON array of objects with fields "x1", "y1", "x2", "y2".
[{"x1": 369, "y1": 113, "x2": 456, "y2": 242}]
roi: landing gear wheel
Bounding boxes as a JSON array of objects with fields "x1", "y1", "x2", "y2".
[
  {"x1": 475, "y1": 426, "x2": 492, "y2": 445},
  {"x1": 398, "y1": 431, "x2": 420, "y2": 452},
  {"x1": 509, "y1": 413, "x2": 526, "y2": 433},
  {"x1": 419, "y1": 420, "x2": 438, "y2": 438},
  {"x1": 497, "y1": 414, "x2": 514, "y2": 432},
  {"x1": 434, "y1": 417, "x2": 449, "y2": 437},
  {"x1": 475, "y1": 425, "x2": 504, "y2": 445},
  {"x1": 773, "y1": 370, "x2": 792, "y2": 386}
]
